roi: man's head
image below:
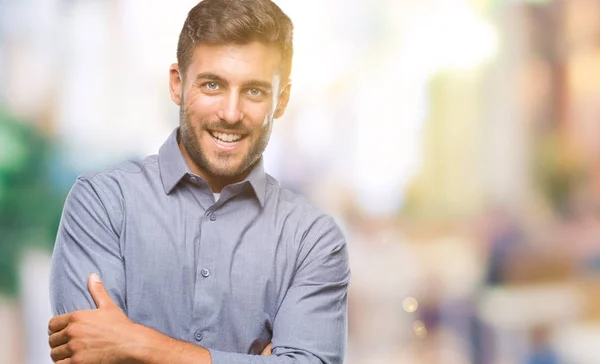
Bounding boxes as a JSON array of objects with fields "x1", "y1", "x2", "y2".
[
  {"x1": 168, "y1": 0, "x2": 294, "y2": 191},
  {"x1": 177, "y1": 0, "x2": 293, "y2": 83}
]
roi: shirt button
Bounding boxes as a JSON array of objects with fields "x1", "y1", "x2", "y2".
[
  {"x1": 208, "y1": 212, "x2": 216, "y2": 221},
  {"x1": 201, "y1": 268, "x2": 210, "y2": 278},
  {"x1": 194, "y1": 330, "x2": 203, "y2": 341}
]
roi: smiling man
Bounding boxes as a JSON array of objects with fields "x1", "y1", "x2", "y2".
[{"x1": 48, "y1": 1, "x2": 350, "y2": 363}]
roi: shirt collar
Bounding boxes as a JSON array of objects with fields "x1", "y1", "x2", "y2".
[
  {"x1": 158, "y1": 128, "x2": 190, "y2": 195},
  {"x1": 244, "y1": 157, "x2": 267, "y2": 207},
  {"x1": 158, "y1": 127, "x2": 267, "y2": 207}
]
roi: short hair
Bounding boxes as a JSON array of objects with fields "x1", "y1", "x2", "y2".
[{"x1": 177, "y1": 0, "x2": 294, "y2": 83}]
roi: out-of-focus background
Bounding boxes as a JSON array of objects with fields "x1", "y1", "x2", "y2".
[{"x1": 1, "y1": 0, "x2": 600, "y2": 363}]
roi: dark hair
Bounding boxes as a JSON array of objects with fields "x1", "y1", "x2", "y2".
[{"x1": 177, "y1": 0, "x2": 294, "y2": 83}]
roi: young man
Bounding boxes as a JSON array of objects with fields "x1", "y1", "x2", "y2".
[{"x1": 47, "y1": 0, "x2": 350, "y2": 363}]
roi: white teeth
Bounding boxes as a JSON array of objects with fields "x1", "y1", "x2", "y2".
[{"x1": 211, "y1": 131, "x2": 242, "y2": 143}]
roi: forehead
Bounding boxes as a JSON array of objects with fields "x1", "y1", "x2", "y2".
[{"x1": 187, "y1": 42, "x2": 283, "y2": 83}]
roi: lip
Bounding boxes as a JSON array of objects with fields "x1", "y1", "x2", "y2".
[
  {"x1": 207, "y1": 130, "x2": 246, "y2": 151},
  {"x1": 209, "y1": 129, "x2": 245, "y2": 136}
]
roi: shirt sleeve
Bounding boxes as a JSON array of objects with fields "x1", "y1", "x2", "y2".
[
  {"x1": 209, "y1": 217, "x2": 351, "y2": 364},
  {"x1": 50, "y1": 176, "x2": 127, "y2": 315}
]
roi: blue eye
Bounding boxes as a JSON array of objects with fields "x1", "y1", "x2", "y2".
[
  {"x1": 205, "y1": 82, "x2": 219, "y2": 90},
  {"x1": 247, "y1": 88, "x2": 262, "y2": 97}
]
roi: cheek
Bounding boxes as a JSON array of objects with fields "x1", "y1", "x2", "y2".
[
  {"x1": 261, "y1": 114, "x2": 271, "y2": 128},
  {"x1": 184, "y1": 92, "x2": 220, "y2": 119},
  {"x1": 243, "y1": 102, "x2": 274, "y2": 128}
]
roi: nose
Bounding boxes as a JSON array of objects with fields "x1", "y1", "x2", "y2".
[{"x1": 217, "y1": 92, "x2": 244, "y2": 124}]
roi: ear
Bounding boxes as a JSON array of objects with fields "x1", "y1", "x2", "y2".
[
  {"x1": 274, "y1": 83, "x2": 291, "y2": 119},
  {"x1": 169, "y1": 63, "x2": 183, "y2": 106}
]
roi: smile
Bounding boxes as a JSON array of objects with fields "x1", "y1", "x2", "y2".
[{"x1": 208, "y1": 130, "x2": 245, "y2": 147}]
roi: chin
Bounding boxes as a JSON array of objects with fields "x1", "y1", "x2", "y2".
[{"x1": 206, "y1": 163, "x2": 246, "y2": 178}]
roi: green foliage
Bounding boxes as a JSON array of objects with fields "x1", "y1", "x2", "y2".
[{"x1": 0, "y1": 109, "x2": 66, "y2": 296}]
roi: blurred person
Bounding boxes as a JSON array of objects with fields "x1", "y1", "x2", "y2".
[
  {"x1": 47, "y1": 1, "x2": 350, "y2": 363},
  {"x1": 525, "y1": 325, "x2": 559, "y2": 364}
]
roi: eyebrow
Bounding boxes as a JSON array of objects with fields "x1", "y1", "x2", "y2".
[{"x1": 195, "y1": 72, "x2": 273, "y2": 92}]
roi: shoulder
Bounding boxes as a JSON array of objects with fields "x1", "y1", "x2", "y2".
[
  {"x1": 265, "y1": 174, "x2": 331, "y2": 223},
  {"x1": 79, "y1": 155, "x2": 159, "y2": 188},
  {"x1": 265, "y1": 173, "x2": 346, "y2": 249},
  {"x1": 75, "y1": 155, "x2": 159, "y2": 197},
  {"x1": 66, "y1": 155, "x2": 159, "y2": 218},
  {"x1": 265, "y1": 176, "x2": 350, "y2": 282}
]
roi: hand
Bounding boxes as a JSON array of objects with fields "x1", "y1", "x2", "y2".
[
  {"x1": 261, "y1": 343, "x2": 272, "y2": 355},
  {"x1": 48, "y1": 274, "x2": 143, "y2": 363}
]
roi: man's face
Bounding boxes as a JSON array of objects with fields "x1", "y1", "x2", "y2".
[{"x1": 169, "y1": 42, "x2": 290, "y2": 183}]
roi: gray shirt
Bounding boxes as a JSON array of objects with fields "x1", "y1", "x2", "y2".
[{"x1": 50, "y1": 128, "x2": 350, "y2": 364}]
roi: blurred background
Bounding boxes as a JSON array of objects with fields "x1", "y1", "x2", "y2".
[{"x1": 1, "y1": 0, "x2": 600, "y2": 363}]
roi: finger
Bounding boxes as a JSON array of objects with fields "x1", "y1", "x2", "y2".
[
  {"x1": 88, "y1": 273, "x2": 118, "y2": 309},
  {"x1": 48, "y1": 314, "x2": 70, "y2": 335},
  {"x1": 56, "y1": 360, "x2": 72, "y2": 364},
  {"x1": 261, "y1": 343, "x2": 272, "y2": 355},
  {"x1": 49, "y1": 329, "x2": 70, "y2": 349},
  {"x1": 50, "y1": 343, "x2": 72, "y2": 362}
]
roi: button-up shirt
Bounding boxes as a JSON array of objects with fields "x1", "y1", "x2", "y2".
[{"x1": 50, "y1": 128, "x2": 350, "y2": 364}]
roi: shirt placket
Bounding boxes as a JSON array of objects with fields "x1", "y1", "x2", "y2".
[{"x1": 186, "y1": 178, "x2": 219, "y2": 345}]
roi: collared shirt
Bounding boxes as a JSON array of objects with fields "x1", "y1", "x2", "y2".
[{"x1": 50, "y1": 128, "x2": 350, "y2": 364}]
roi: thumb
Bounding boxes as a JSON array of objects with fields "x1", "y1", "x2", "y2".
[
  {"x1": 88, "y1": 273, "x2": 118, "y2": 309},
  {"x1": 261, "y1": 343, "x2": 272, "y2": 356}
]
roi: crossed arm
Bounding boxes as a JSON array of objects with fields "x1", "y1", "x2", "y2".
[
  {"x1": 48, "y1": 274, "x2": 272, "y2": 363},
  {"x1": 48, "y1": 178, "x2": 350, "y2": 364}
]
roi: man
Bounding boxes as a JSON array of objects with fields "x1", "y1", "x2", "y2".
[{"x1": 47, "y1": 0, "x2": 350, "y2": 363}]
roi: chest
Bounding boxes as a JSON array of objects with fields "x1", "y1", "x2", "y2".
[{"x1": 119, "y1": 192, "x2": 297, "y2": 341}]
